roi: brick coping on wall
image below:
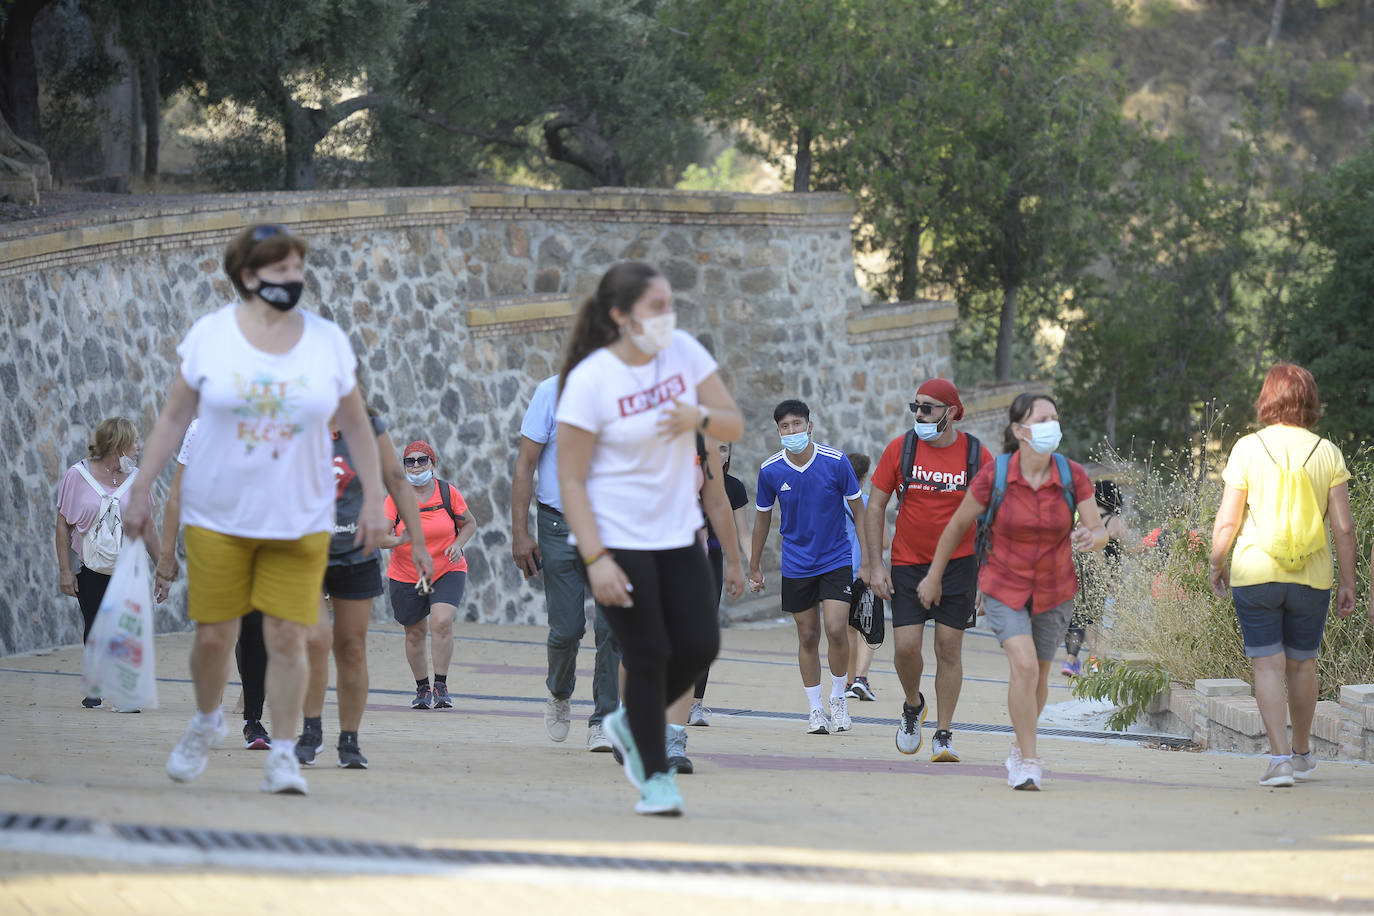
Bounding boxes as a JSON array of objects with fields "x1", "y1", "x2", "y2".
[
  {"x1": 1146, "y1": 678, "x2": 1374, "y2": 762},
  {"x1": 0, "y1": 186, "x2": 856, "y2": 269}
]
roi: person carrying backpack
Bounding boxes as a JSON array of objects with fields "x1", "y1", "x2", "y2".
[
  {"x1": 56, "y1": 416, "x2": 160, "y2": 710},
  {"x1": 865, "y1": 379, "x2": 992, "y2": 762},
  {"x1": 916, "y1": 393, "x2": 1106, "y2": 791},
  {"x1": 1209, "y1": 364, "x2": 1357, "y2": 789},
  {"x1": 383, "y1": 440, "x2": 476, "y2": 711}
]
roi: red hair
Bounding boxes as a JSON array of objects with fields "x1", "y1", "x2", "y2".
[{"x1": 1255, "y1": 363, "x2": 1319, "y2": 429}]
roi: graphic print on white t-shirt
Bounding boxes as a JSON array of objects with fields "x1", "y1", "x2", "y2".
[
  {"x1": 232, "y1": 373, "x2": 310, "y2": 458},
  {"x1": 555, "y1": 330, "x2": 718, "y2": 552}
]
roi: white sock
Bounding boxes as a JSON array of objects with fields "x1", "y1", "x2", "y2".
[
  {"x1": 1271, "y1": 754, "x2": 1292, "y2": 764},
  {"x1": 273, "y1": 738, "x2": 297, "y2": 757},
  {"x1": 666, "y1": 723, "x2": 686, "y2": 737},
  {"x1": 804, "y1": 684, "x2": 823, "y2": 712},
  {"x1": 193, "y1": 709, "x2": 223, "y2": 729},
  {"x1": 831, "y1": 674, "x2": 848, "y2": 699}
]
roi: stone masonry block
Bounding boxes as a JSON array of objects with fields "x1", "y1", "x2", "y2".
[
  {"x1": 1194, "y1": 678, "x2": 1252, "y2": 698},
  {"x1": 1209, "y1": 696, "x2": 1263, "y2": 737},
  {"x1": 1339, "y1": 684, "x2": 1374, "y2": 709},
  {"x1": 1312, "y1": 701, "x2": 1344, "y2": 744}
]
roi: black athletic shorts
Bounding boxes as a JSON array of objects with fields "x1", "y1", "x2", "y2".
[
  {"x1": 890, "y1": 556, "x2": 977, "y2": 630},
  {"x1": 781, "y1": 565, "x2": 854, "y2": 614},
  {"x1": 323, "y1": 558, "x2": 384, "y2": 600},
  {"x1": 389, "y1": 570, "x2": 467, "y2": 627}
]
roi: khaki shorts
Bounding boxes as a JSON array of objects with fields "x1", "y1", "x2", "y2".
[{"x1": 185, "y1": 526, "x2": 329, "y2": 625}]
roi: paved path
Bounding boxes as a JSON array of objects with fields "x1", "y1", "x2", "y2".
[{"x1": 1, "y1": 618, "x2": 1372, "y2": 914}]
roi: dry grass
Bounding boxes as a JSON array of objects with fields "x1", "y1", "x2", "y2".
[{"x1": 1086, "y1": 445, "x2": 1374, "y2": 700}]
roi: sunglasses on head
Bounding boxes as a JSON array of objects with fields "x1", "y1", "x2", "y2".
[
  {"x1": 250, "y1": 224, "x2": 288, "y2": 242},
  {"x1": 403, "y1": 455, "x2": 431, "y2": 467},
  {"x1": 909, "y1": 401, "x2": 947, "y2": 416}
]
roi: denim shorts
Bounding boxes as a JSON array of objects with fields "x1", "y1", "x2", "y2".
[
  {"x1": 1231, "y1": 583, "x2": 1330, "y2": 660},
  {"x1": 982, "y1": 594, "x2": 1075, "y2": 661}
]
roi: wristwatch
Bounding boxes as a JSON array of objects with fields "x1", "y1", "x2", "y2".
[{"x1": 699, "y1": 405, "x2": 711, "y2": 430}]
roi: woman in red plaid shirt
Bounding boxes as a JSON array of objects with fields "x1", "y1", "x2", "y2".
[{"x1": 918, "y1": 393, "x2": 1107, "y2": 790}]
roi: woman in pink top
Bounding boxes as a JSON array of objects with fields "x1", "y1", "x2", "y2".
[{"x1": 55, "y1": 416, "x2": 160, "y2": 709}]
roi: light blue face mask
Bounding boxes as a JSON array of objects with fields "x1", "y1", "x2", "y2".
[
  {"x1": 780, "y1": 431, "x2": 810, "y2": 454},
  {"x1": 406, "y1": 468, "x2": 434, "y2": 486},
  {"x1": 1027, "y1": 420, "x2": 1063, "y2": 455}
]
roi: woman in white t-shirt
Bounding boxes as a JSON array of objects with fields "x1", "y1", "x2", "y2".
[
  {"x1": 124, "y1": 224, "x2": 388, "y2": 798},
  {"x1": 556, "y1": 261, "x2": 742, "y2": 817}
]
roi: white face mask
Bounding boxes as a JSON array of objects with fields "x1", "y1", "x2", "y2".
[
  {"x1": 1026, "y1": 420, "x2": 1063, "y2": 455},
  {"x1": 118, "y1": 455, "x2": 137, "y2": 474},
  {"x1": 627, "y1": 312, "x2": 676, "y2": 356},
  {"x1": 406, "y1": 468, "x2": 434, "y2": 486}
]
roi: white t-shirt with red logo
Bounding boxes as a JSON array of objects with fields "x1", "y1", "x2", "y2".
[{"x1": 555, "y1": 330, "x2": 718, "y2": 551}]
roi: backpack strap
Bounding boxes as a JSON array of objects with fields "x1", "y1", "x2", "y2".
[
  {"x1": 1052, "y1": 453, "x2": 1076, "y2": 521},
  {"x1": 895, "y1": 429, "x2": 918, "y2": 503},
  {"x1": 980, "y1": 454, "x2": 1012, "y2": 528},
  {"x1": 74, "y1": 460, "x2": 105, "y2": 497},
  {"x1": 964, "y1": 434, "x2": 982, "y2": 490},
  {"x1": 438, "y1": 480, "x2": 464, "y2": 536}
]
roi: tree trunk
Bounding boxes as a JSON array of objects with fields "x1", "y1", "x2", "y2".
[
  {"x1": 1105, "y1": 376, "x2": 1118, "y2": 449},
  {"x1": 897, "y1": 219, "x2": 922, "y2": 300},
  {"x1": 282, "y1": 104, "x2": 317, "y2": 190},
  {"x1": 793, "y1": 125, "x2": 812, "y2": 193},
  {"x1": 127, "y1": 56, "x2": 143, "y2": 179},
  {"x1": 1266, "y1": 0, "x2": 1286, "y2": 48},
  {"x1": 141, "y1": 54, "x2": 160, "y2": 179},
  {"x1": 0, "y1": 1, "x2": 49, "y2": 145},
  {"x1": 995, "y1": 283, "x2": 1018, "y2": 383}
]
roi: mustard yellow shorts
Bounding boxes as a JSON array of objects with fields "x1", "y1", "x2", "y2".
[{"x1": 185, "y1": 526, "x2": 330, "y2": 625}]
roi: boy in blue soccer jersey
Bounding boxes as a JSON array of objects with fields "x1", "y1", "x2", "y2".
[{"x1": 748, "y1": 400, "x2": 868, "y2": 734}]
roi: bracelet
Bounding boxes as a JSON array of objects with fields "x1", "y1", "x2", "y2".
[
  {"x1": 698, "y1": 405, "x2": 711, "y2": 430},
  {"x1": 584, "y1": 550, "x2": 608, "y2": 567}
]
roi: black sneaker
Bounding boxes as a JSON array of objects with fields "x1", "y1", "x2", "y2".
[
  {"x1": 338, "y1": 736, "x2": 368, "y2": 769},
  {"x1": 295, "y1": 722, "x2": 324, "y2": 766},
  {"x1": 81, "y1": 696, "x2": 102, "y2": 709},
  {"x1": 432, "y1": 681, "x2": 452, "y2": 709},
  {"x1": 412, "y1": 686, "x2": 433, "y2": 710},
  {"x1": 243, "y1": 719, "x2": 271, "y2": 750}
]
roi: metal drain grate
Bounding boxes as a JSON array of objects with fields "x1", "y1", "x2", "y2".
[{"x1": 0, "y1": 811, "x2": 1367, "y2": 911}]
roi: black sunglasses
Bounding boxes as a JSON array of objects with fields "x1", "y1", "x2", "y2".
[
  {"x1": 909, "y1": 401, "x2": 948, "y2": 416},
  {"x1": 403, "y1": 455, "x2": 431, "y2": 467}
]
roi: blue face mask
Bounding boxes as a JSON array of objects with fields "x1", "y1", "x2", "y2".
[
  {"x1": 1027, "y1": 420, "x2": 1063, "y2": 455},
  {"x1": 780, "y1": 431, "x2": 810, "y2": 454}
]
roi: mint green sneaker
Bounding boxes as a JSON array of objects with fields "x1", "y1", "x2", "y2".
[
  {"x1": 602, "y1": 708, "x2": 645, "y2": 788},
  {"x1": 635, "y1": 771, "x2": 684, "y2": 816}
]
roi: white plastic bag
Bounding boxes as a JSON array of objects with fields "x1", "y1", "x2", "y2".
[{"x1": 82, "y1": 538, "x2": 158, "y2": 710}]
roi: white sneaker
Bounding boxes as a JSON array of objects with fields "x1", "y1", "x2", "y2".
[
  {"x1": 688, "y1": 701, "x2": 711, "y2": 726},
  {"x1": 261, "y1": 748, "x2": 309, "y2": 795},
  {"x1": 829, "y1": 695, "x2": 852, "y2": 732},
  {"x1": 544, "y1": 697, "x2": 571, "y2": 743},
  {"x1": 166, "y1": 715, "x2": 227, "y2": 783},
  {"x1": 1005, "y1": 742, "x2": 1023, "y2": 787},
  {"x1": 1013, "y1": 757, "x2": 1043, "y2": 791},
  {"x1": 586, "y1": 723, "x2": 613, "y2": 752},
  {"x1": 1291, "y1": 752, "x2": 1317, "y2": 781},
  {"x1": 807, "y1": 708, "x2": 830, "y2": 735}
]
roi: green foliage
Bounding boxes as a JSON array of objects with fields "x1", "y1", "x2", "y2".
[
  {"x1": 1276, "y1": 132, "x2": 1374, "y2": 451},
  {"x1": 675, "y1": 147, "x2": 754, "y2": 192},
  {"x1": 1302, "y1": 56, "x2": 1358, "y2": 104},
  {"x1": 36, "y1": 43, "x2": 124, "y2": 182},
  {"x1": 1071, "y1": 658, "x2": 1170, "y2": 732}
]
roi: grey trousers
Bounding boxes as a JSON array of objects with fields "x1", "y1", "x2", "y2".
[{"x1": 538, "y1": 504, "x2": 620, "y2": 724}]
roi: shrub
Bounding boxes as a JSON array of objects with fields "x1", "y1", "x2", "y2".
[{"x1": 1087, "y1": 443, "x2": 1374, "y2": 706}]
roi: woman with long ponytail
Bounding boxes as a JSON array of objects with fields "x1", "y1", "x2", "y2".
[{"x1": 555, "y1": 261, "x2": 743, "y2": 816}]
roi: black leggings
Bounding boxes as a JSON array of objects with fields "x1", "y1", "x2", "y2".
[
  {"x1": 236, "y1": 610, "x2": 268, "y2": 722},
  {"x1": 693, "y1": 546, "x2": 725, "y2": 699},
  {"x1": 598, "y1": 545, "x2": 720, "y2": 778},
  {"x1": 75, "y1": 567, "x2": 112, "y2": 642}
]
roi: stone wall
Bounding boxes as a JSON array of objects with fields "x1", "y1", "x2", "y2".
[{"x1": 0, "y1": 187, "x2": 1015, "y2": 656}]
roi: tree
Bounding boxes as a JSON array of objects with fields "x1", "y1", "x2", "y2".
[
  {"x1": 373, "y1": 0, "x2": 706, "y2": 189},
  {"x1": 1278, "y1": 132, "x2": 1374, "y2": 449},
  {"x1": 0, "y1": 0, "x2": 56, "y2": 144},
  {"x1": 676, "y1": 0, "x2": 867, "y2": 193},
  {"x1": 184, "y1": 0, "x2": 413, "y2": 189}
]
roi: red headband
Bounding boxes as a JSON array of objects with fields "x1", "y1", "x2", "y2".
[
  {"x1": 404, "y1": 440, "x2": 437, "y2": 463},
  {"x1": 916, "y1": 378, "x2": 964, "y2": 421}
]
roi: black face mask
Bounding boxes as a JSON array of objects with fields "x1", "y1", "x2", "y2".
[{"x1": 256, "y1": 278, "x2": 304, "y2": 311}]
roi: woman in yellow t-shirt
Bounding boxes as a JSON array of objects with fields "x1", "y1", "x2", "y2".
[{"x1": 1209, "y1": 364, "x2": 1357, "y2": 788}]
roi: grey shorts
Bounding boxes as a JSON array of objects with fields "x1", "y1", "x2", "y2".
[{"x1": 982, "y1": 594, "x2": 1075, "y2": 661}]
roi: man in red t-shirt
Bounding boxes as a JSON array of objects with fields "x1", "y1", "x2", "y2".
[{"x1": 865, "y1": 379, "x2": 991, "y2": 762}]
